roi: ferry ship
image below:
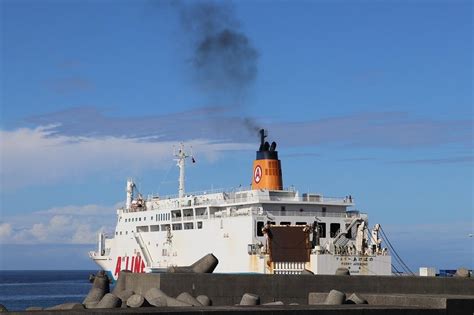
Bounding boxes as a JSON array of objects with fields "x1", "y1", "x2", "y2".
[{"x1": 89, "y1": 130, "x2": 391, "y2": 280}]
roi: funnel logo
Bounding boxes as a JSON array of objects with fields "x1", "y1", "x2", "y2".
[{"x1": 254, "y1": 165, "x2": 262, "y2": 183}]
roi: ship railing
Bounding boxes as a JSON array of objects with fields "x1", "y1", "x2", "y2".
[
  {"x1": 147, "y1": 186, "x2": 248, "y2": 201},
  {"x1": 195, "y1": 196, "x2": 349, "y2": 207},
  {"x1": 146, "y1": 185, "x2": 300, "y2": 202},
  {"x1": 182, "y1": 215, "x2": 195, "y2": 221},
  {"x1": 266, "y1": 195, "x2": 353, "y2": 204},
  {"x1": 273, "y1": 262, "x2": 306, "y2": 275},
  {"x1": 265, "y1": 210, "x2": 363, "y2": 218},
  {"x1": 88, "y1": 248, "x2": 110, "y2": 257},
  {"x1": 206, "y1": 209, "x2": 363, "y2": 220},
  {"x1": 147, "y1": 192, "x2": 353, "y2": 210}
]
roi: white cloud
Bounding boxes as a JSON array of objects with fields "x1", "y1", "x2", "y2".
[
  {"x1": 72, "y1": 224, "x2": 101, "y2": 244},
  {"x1": 0, "y1": 125, "x2": 253, "y2": 190},
  {"x1": 36, "y1": 203, "x2": 119, "y2": 216},
  {"x1": 0, "y1": 223, "x2": 12, "y2": 240},
  {"x1": 0, "y1": 203, "x2": 117, "y2": 245},
  {"x1": 50, "y1": 215, "x2": 71, "y2": 227},
  {"x1": 30, "y1": 223, "x2": 48, "y2": 241}
]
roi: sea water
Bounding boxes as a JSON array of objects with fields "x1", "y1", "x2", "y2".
[{"x1": 0, "y1": 270, "x2": 94, "y2": 311}]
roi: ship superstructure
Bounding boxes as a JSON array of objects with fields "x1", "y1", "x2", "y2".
[{"x1": 90, "y1": 130, "x2": 391, "y2": 280}]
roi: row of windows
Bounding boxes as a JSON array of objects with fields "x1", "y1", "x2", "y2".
[
  {"x1": 125, "y1": 216, "x2": 150, "y2": 223},
  {"x1": 157, "y1": 213, "x2": 170, "y2": 221},
  {"x1": 124, "y1": 213, "x2": 171, "y2": 223},
  {"x1": 255, "y1": 221, "x2": 342, "y2": 238},
  {"x1": 116, "y1": 222, "x2": 203, "y2": 235}
]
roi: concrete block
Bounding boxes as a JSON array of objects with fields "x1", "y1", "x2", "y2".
[
  {"x1": 94, "y1": 293, "x2": 121, "y2": 309},
  {"x1": 45, "y1": 303, "x2": 85, "y2": 310},
  {"x1": 454, "y1": 268, "x2": 470, "y2": 278},
  {"x1": 324, "y1": 289, "x2": 346, "y2": 305},
  {"x1": 85, "y1": 302, "x2": 98, "y2": 309},
  {"x1": 347, "y1": 293, "x2": 368, "y2": 304},
  {"x1": 240, "y1": 293, "x2": 260, "y2": 305},
  {"x1": 116, "y1": 289, "x2": 134, "y2": 304},
  {"x1": 176, "y1": 292, "x2": 203, "y2": 306},
  {"x1": 167, "y1": 253, "x2": 219, "y2": 274},
  {"x1": 335, "y1": 268, "x2": 350, "y2": 276},
  {"x1": 144, "y1": 288, "x2": 167, "y2": 307},
  {"x1": 83, "y1": 287, "x2": 106, "y2": 308},
  {"x1": 191, "y1": 254, "x2": 219, "y2": 273},
  {"x1": 126, "y1": 294, "x2": 147, "y2": 308},
  {"x1": 112, "y1": 270, "x2": 132, "y2": 294},
  {"x1": 196, "y1": 295, "x2": 212, "y2": 306},
  {"x1": 308, "y1": 292, "x2": 327, "y2": 305},
  {"x1": 301, "y1": 269, "x2": 314, "y2": 275},
  {"x1": 145, "y1": 287, "x2": 191, "y2": 307},
  {"x1": 123, "y1": 273, "x2": 161, "y2": 296},
  {"x1": 83, "y1": 271, "x2": 110, "y2": 307},
  {"x1": 263, "y1": 301, "x2": 284, "y2": 305},
  {"x1": 88, "y1": 273, "x2": 96, "y2": 283},
  {"x1": 92, "y1": 271, "x2": 110, "y2": 291},
  {"x1": 360, "y1": 293, "x2": 474, "y2": 310}
]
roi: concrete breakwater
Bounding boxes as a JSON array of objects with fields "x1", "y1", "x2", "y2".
[
  {"x1": 3, "y1": 272, "x2": 473, "y2": 314},
  {"x1": 1, "y1": 254, "x2": 472, "y2": 314},
  {"x1": 124, "y1": 272, "x2": 474, "y2": 304}
]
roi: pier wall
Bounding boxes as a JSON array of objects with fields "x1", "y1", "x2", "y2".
[{"x1": 123, "y1": 273, "x2": 474, "y2": 306}]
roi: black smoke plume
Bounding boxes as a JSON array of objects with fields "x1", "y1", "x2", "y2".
[
  {"x1": 153, "y1": 1, "x2": 261, "y2": 137},
  {"x1": 176, "y1": 1, "x2": 259, "y2": 94},
  {"x1": 193, "y1": 29, "x2": 258, "y2": 91},
  {"x1": 242, "y1": 117, "x2": 260, "y2": 134}
]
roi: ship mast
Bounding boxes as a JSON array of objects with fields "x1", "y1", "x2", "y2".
[
  {"x1": 126, "y1": 179, "x2": 135, "y2": 211},
  {"x1": 174, "y1": 143, "x2": 190, "y2": 198}
]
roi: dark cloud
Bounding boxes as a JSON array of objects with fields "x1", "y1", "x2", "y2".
[
  {"x1": 281, "y1": 153, "x2": 322, "y2": 159},
  {"x1": 270, "y1": 112, "x2": 472, "y2": 149},
  {"x1": 338, "y1": 157, "x2": 377, "y2": 162},
  {"x1": 26, "y1": 106, "x2": 260, "y2": 142},
  {"x1": 26, "y1": 107, "x2": 473, "y2": 150},
  {"x1": 392, "y1": 156, "x2": 474, "y2": 165}
]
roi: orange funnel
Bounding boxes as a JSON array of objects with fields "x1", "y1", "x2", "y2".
[{"x1": 251, "y1": 129, "x2": 283, "y2": 190}]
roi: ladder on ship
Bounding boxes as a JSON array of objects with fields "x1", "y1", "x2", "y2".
[{"x1": 134, "y1": 232, "x2": 153, "y2": 267}]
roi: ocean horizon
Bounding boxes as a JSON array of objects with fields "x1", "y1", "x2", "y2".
[{"x1": 0, "y1": 270, "x2": 97, "y2": 311}]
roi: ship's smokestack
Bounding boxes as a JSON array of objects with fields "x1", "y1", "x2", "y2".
[
  {"x1": 251, "y1": 129, "x2": 283, "y2": 190},
  {"x1": 259, "y1": 129, "x2": 266, "y2": 147}
]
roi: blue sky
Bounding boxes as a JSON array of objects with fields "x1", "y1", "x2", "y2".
[{"x1": 0, "y1": 0, "x2": 472, "y2": 271}]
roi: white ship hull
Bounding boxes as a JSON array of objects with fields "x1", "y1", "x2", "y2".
[
  {"x1": 89, "y1": 130, "x2": 392, "y2": 280},
  {"x1": 90, "y1": 201, "x2": 391, "y2": 280}
]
